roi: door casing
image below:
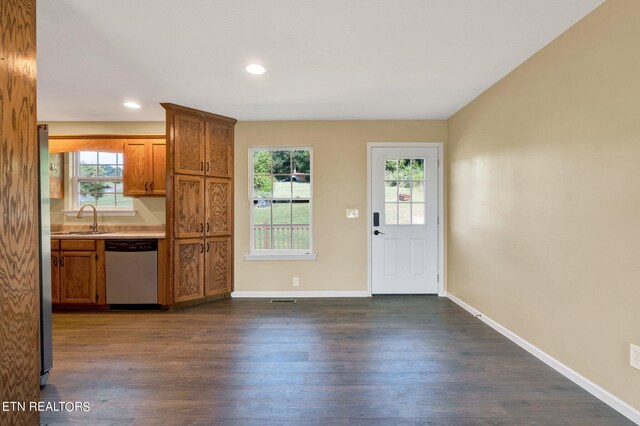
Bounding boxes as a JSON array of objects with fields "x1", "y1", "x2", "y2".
[{"x1": 367, "y1": 142, "x2": 445, "y2": 297}]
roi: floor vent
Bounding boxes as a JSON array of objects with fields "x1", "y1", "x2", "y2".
[{"x1": 270, "y1": 299, "x2": 297, "y2": 304}]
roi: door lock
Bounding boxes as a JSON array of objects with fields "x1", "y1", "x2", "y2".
[{"x1": 373, "y1": 230, "x2": 385, "y2": 236}]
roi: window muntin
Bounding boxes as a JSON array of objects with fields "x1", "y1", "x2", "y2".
[
  {"x1": 250, "y1": 148, "x2": 312, "y2": 253},
  {"x1": 384, "y1": 158, "x2": 425, "y2": 225},
  {"x1": 73, "y1": 151, "x2": 132, "y2": 209}
]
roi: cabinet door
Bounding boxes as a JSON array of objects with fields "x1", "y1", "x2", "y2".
[
  {"x1": 49, "y1": 153, "x2": 64, "y2": 199},
  {"x1": 205, "y1": 237, "x2": 231, "y2": 296},
  {"x1": 205, "y1": 178, "x2": 231, "y2": 237},
  {"x1": 205, "y1": 122, "x2": 232, "y2": 178},
  {"x1": 51, "y1": 253, "x2": 60, "y2": 304},
  {"x1": 174, "y1": 239, "x2": 204, "y2": 302},
  {"x1": 175, "y1": 175, "x2": 205, "y2": 238},
  {"x1": 149, "y1": 141, "x2": 166, "y2": 195},
  {"x1": 123, "y1": 140, "x2": 149, "y2": 196},
  {"x1": 60, "y1": 251, "x2": 97, "y2": 304},
  {"x1": 174, "y1": 114, "x2": 205, "y2": 175}
]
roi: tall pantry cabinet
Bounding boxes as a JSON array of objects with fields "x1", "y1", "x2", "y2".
[{"x1": 162, "y1": 103, "x2": 236, "y2": 305}]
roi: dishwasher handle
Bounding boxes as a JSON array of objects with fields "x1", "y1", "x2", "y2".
[{"x1": 105, "y1": 240, "x2": 158, "y2": 252}]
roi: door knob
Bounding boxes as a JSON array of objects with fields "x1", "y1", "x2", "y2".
[{"x1": 373, "y1": 230, "x2": 385, "y2": 235}]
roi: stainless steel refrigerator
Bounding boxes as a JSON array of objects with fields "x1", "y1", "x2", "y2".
[{"x1": 38, "y1": 124, "x2": 53, "y2": 386}]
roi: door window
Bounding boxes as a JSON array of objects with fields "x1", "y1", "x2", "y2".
[{"x1": 384, "y1": 158, "x2": 425, "y2": 225}]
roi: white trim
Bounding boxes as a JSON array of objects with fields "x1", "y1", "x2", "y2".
[
  {"x1": 446, "y1": 292, "x2": 640, "y2": 425},
  {"x1": 231, "y1": 291, "x2": 369, "y2": 298},
  {"x1": 244, "y1": 253, "x2": 317, "y2": 261},
  {"x1": 366, "y1": 142, "x2": 445, "y2": 297},
  {"x1": 63, "y1": 208, "x2": 136, "y2": 217}
]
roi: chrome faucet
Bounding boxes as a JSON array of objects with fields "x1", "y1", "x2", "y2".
[{"x1": 77, "y1": 204, "x2": 99, "y2": 233}]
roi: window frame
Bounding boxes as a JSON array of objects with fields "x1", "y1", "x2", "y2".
[
  {"x1": 247, "y1": 146, "x2": 315, "y2": 259},
  {"x1": 70, "y1": 151, "x2": 134, "y2": 213}
]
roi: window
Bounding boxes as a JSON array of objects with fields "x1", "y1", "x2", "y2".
[
  {"x1": 384, "y1": 158, "x2": 425, "y2": 225},
  {"x1": 73, "y1": 151, "x2": 132, "y2": 209},
  {"x1": 250, "y1": 147, "x2": 312, "y2": 256}
]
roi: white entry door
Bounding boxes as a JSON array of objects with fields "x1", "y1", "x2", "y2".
[{"x1": 371, "y1": 146, "x2": 439, "y2": 294}]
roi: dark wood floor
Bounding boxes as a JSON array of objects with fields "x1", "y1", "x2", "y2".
[{"x1": 41, "y1": 297, "x2": 632, "y2": 425}]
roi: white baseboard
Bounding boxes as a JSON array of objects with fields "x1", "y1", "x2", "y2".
[
  {"x1": 446, "y1": 292, "x2": 640, "y2": 425},
  {"x1": 231, "y1": 291, "x2": 370, "y2": 298}
]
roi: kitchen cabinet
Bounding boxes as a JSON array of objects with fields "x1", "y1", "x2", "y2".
[
  {"x1": 60, "y1": 251, "x2": 97, "y2": 304},
  {"x1": 173, "y1": 239, "x2": 204, "y2": 303},
  {"x1": 204, "y1": 122, "x2": 232, "y2": 178},
  {"x1": 49, "y1": 152, "x2": 64, "y2": 199},
  {"x1": 51, "y1": 254, "x2": 60, "y2": 304},
  {"x1": 51, "y1": 239, "x2": 102, "y2": 306},
  {"x1": 174, "y1": 175, "x2": 205, "y2": 239},
  {"x1": 123, "y1": 139, "x2": 166, "y2": 197},
  {"x1": 205, "y1": 178, "x2": 231, "y2": 237},
  {"x1": 163, "y1": 103, "x2": 236, "y2": 306},
  {"x1": 174, "y1": 114, "x2": 205, "y2": 175},
  {"x1": 205, "y1": 237, "x2": 231, "y2": 297}
]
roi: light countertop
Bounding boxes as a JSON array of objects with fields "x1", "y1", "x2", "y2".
[{"x1": 51, "y1": 231, "x2": 165, "y2": 240}]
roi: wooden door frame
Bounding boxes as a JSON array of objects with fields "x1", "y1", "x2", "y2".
[{"x1": 366, "y1": 142, "x2": 445, "y2": 297}]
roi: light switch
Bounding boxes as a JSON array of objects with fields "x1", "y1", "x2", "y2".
[{"x1": 346, "y1": 209, "x2": 359, "y2": 219}]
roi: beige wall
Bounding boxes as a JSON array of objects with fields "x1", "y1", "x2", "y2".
[
  {"x1": 447, "y1": 0, "x2": 640, "y2": 411},
  {"x1": 45, "y1": 121, "x2": 166, "y2": 226},
  {"x1": 234, "y1": 121, "x2": 446, "y2": 292}
]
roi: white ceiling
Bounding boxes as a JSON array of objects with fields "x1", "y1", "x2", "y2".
[{"x1": 37, "y1": 0, "x2": 604, "y2": 121}]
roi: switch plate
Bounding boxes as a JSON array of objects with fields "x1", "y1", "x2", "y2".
[
  {"x1": 631, "y1": 344, "x2": 640, "y2": 370},
  {"x1": 292, "y1": 277, "x2": 300, "y2": 287},
  {"x1": 346, "y1": 209, "x2": 359, "y2": 218}
]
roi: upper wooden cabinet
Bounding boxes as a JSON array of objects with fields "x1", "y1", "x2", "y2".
[
  {"x1": 123, "y1": 139, "x2": 166, "y2": 197},
  {"x1": 205, "y1": 122, "x2": 233, "y2": 178},
  {"x1": 49, "y1": 153, "x2": 64, "y2": 199},
  {"x1": 174, "y1": 114, "x2": 205, "y2": 175},
  {"x1": 173, "y1": 113, "x2": 233, "y2": 178}
]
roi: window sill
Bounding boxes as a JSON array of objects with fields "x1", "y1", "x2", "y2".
[
  {"x1": 63, "y1": 209, "x2": 136, "y2": 217},
  {"x1": 244, "y1": 253, "x2": 317, "y2": 261}
]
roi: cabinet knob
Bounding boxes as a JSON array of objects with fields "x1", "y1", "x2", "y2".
[
  {"x1": 145, "y1": 182, "x2": 148, "y2": 191},
  {"x1": 200, "y1": 243, "x2": 204, "y2": 254},
  {"x1": 150, "y1": 181, "x2": 154, "y2": 192},
  {"x1": 60, "y1": 257, "x2": 64, "y2": 267},
  {"x1": 200, "y1": 223, "x2": 204, "y2": 233},
  {"x1": 206, "y1": 222, "x2": 210, "y2": 233},
  {"x1": 207, "y1": 242, "x2": 210, "y2": 252},
  {"x1": 200, "y1": 161, "x2": 204, "y2": 171},
  {"x1": 206, "y1": 162, "x2": 210, "y2": 172}
]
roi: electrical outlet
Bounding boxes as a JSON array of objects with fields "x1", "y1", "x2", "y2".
[
  {"x1": 631, "y1": 344, "x2": 640, "y2": 370},
  {"x1": 292, "y1": 277, "x2": 300, "y2": 287}
]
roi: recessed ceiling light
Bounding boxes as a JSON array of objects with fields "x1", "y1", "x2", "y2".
[
  {"x1": 123, "y1": 101, "x2": 141, "y2": 109},
  {"x1": 245, "y1": 64, "x2": 266, "y2": 75}
]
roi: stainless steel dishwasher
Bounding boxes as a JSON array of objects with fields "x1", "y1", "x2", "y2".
[{"x1": 106, "y1": 240, "x2": 158, "y2": 304}]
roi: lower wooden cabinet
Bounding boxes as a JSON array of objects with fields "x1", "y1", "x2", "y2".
[
  {"x1": 205, "y1": 237, "x2": 231, "y2": 297},
  {"x1": 173, "y1": 239, "x2": 205, "y2": 303},
  {"x1": 174, "y1": 237, "x2": 232, "y2": 302},
  {"x1": 51, "y1": 254, "x2": 60, "y2": 304},
  {"x1": 51, "y1": 239, "x2": 102, "y2": 306},
  {"x1": 60, "y1": 251, "x2": 97, "y2": 304}
]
